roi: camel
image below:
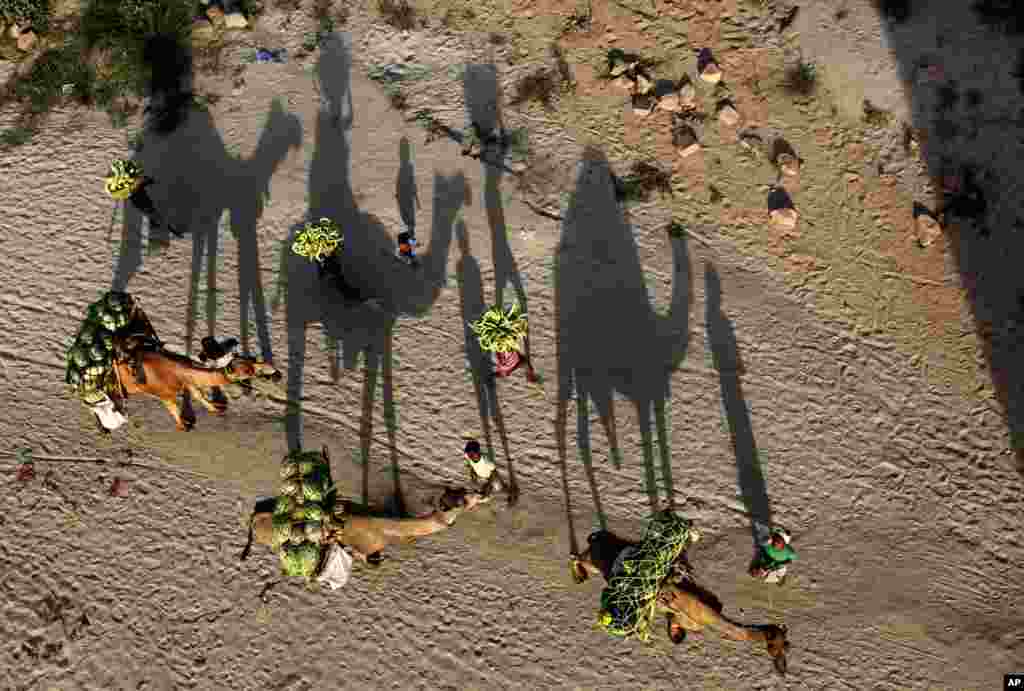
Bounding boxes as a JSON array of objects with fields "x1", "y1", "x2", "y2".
[
  {"x1": 247, "y1": 486, "x2": 491, "y2": 565},
  {"x1": 109, "y1": 342, "x2": 281, "y2": 431},
  {"x1": 571, "y1": 530, "x2": 790, "y2": 675}
]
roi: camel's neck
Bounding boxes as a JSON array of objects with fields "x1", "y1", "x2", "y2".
[{"x1": 713, "y1": 614, "x2": 768, "y2": 643}]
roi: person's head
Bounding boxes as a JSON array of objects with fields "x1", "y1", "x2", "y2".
[{"x1": 464, "y1": 439, "x2": 481, "y2": 461}]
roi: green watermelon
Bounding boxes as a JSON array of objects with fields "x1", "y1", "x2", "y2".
[{"x1": 70, "y1": 345, "x2": 90, "y2": 369}]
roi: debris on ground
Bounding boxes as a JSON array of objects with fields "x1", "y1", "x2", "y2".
[
  {"x1": 673, "y1": 123, "x2": 701, "y2": 158},
  {"x1": 777, "y1": 152, "x2": 801, "y2": 177},
  {"x1": 718, "y1": 102, "x2": 740, "y2": 127},
  {"x1": 771, "y1": 207, "x2": 799, "y2": 230},
  {"x1": 255, "y1": 48, "x2": 288, "y2": 63},
  {"x1": 914, "y1": 207, "x2": 942, "y2": 247},
  {"x1": 109, "y1": 477, "x2": 130, "y2": 497}
]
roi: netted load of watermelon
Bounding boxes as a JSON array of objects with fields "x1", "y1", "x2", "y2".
[
  {"x1": 65, "y1": 291, "x2": 153, "y2": 405},
  {"x1": 272, "y1": 449, "x2": 343, "y2": 579}
]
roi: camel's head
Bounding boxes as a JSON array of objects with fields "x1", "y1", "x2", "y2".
[{"x1": 763, "y1": 624, "x2": 790, "y2": 675}]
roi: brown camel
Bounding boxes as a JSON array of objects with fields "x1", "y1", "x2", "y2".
[
  {"x1": 248, "y1": 487, "x2": 491, "y2": 564},
  {"x1": 571, "y1": 530, "x2": 790, "y2": 675},
  {"x1": 111, "y1": 346, "x2": 281, "y2": 431}
]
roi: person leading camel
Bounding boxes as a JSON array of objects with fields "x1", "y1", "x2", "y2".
[
  {"x1": 246, "y1": 486, "x2": 490, "y2": 569},
  {"x1": 571, "y1": 528, "x2": 790, "y2": 674}
]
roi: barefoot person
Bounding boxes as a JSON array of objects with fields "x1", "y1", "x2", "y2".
[
  {"x1": 749, "y1": 526, "x2": 796, "y2": 585},
  {"x1": 469, "y1": 303, "x2": 538, "y2": 384},
  {"x1": 292, "y1": 217, "x2": 384, "y2": 308},
  {"x1": 105, "y1": 159, "x2": 182, "y2": 237},
  {"x1": 462, "y1": 439, "x2": 508, "y2": 497}
]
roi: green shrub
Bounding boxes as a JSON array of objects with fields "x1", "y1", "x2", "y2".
[{"x1": 0, "y1": 0, "x2": 51, "y2": 32}]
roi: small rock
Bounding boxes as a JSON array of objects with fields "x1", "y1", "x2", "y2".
[
  {"x1": 673, "y1": 125, "x2": 701, "y2": 157},
  {"x1": 777, "y1": 153, "x2": 800, "y2": 176},
  {"x1": 611, "y1": 75, "x2": 635, "y2": 92},
  {"x1": 718, "y1": 104, "x2": 739, "y2": 126},
  {"x1": 915, "y1": 212, "x2": 942, "y2": 247},
  {"x1": 632, "y1": 93, "x2": 657, "y2": 116},
  {"x1": 657, "y1": 93, "x2": 682, "y2": 113},
  {"x1": 635, "y1": 72, "x2": 654, "y2": 95},
  {"x1": 224, "y1": 12, "x2": 248, "y2": 29},
  {"x1": 678, "y1": 82, "x2": 697, "y2": 107},
  {"x1": 16, "y1": 29, "x2": 37, "y2": 52},
  {"x1": 699, "y1": 61, "x2": 722, "y2": 84},
  {"x1": 770, "y1": 207, "x2": 799, "y2": 230},
  {"x1": 206, "y1": 5, "x2": 225, "y2": 25},
  {"x1": 740, "y1": 133, "x2": 763, "y2": 151}
]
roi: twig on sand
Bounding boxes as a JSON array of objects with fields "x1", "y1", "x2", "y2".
[
  {"x1": 523, "y1": 199, "x2": 563, "y2": 220},
  {"x1": 0, "y1": 450, "x2": 209, "y2": 478}
]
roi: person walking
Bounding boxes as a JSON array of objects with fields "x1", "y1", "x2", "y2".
[{"x1": 105, "y1": 159, "x2": 182, "y2": 237}]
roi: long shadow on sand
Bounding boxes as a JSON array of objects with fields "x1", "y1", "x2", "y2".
[
  {"x1": 865, "y1": 1, "x2": 1024, "y2": 477},
  {"x1": 110, "y1": 99, "x2": 302, "y2": 367},
  {"x1": 555, "y1": 146, "x2": 692, "y2": 546},
  {"x1": 454, "y1": 220, "x2": 519, "y2": 499},
  {"x1": 279, "y1": 33, "x2": 463, "y2": 514},
  {"x1": 705, "y1": 264, "x2": 773, "y2": 552}
]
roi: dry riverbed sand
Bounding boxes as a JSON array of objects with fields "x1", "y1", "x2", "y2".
[{"x1": 2, "y1": 0, "x2": 1024, "y2": 689}]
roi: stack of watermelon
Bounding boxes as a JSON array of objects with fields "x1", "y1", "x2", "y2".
[
  {"x1": 271, "y1": 450, "x2": 341, "y2": 579},
  {"x1": 65, "y1": 292, "x2": 139, "y2": 405}
]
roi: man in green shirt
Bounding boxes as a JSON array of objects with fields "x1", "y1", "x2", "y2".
[{"x1": 750, "y1": 527, "x2": 796, "y2": 584}]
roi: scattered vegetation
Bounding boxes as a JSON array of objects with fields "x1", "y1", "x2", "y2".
[
  {"x1": 782, "y1": 58, "x2": 817, "y2": 96},
  {"x1": 367, "y1": 63, "x2": 430, "y2": 111},
  {"x1": 0, "y1": 0, "x2": 196, "y2": 146},
  {"x1": 614, "y1": 161, "x2": 673, "y2": 204},
  {"x1": 378, "y1": 0, "x2": 416, "y2": 31},
  {"x1": 0, "y1": 0, "x2": 51, "y2": 32},
  {"x1": 509, "y1": 68, "x2": 560, "y2": 110},
  {"x1": 862, "y1": 99, "x2": 894, "y2": 126},
  {"x1": 560, "y1": 0, "x2": 592, "y2": 35}
]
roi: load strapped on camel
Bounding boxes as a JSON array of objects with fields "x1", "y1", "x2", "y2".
[
  {"x1": 65, "y1": 291, "x2": 157, "y2": 406},
  {"x1": 597, "y1": 511, "x2": 701, "y2": 641},
  {"x1": 469, "y1": 303, "x2": 528, "y2": 355},
  {"x1": 104, "y1": 159, "x2": 145, "y2": 201},
  {"x1": 270, "y1": 449, "x2": 345, "y2": 580},
  {"x1": 292, "y1": 217, "x2": 343, "y2": 263}
]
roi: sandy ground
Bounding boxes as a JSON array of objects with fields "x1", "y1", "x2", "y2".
[{"x1": 3, "y1": 1, "x2": 1024, "y2": 689}]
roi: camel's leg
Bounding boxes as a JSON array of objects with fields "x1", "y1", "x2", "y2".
[
  {"x1": 187, "y1": 383, "x2": 226, "y2": 415},
  {"x1": 570, "y1": 545, "x2": 601, "y2": 583},
  {"x1": 161, "y1": 396, "x2": 191, "y2": 431}
]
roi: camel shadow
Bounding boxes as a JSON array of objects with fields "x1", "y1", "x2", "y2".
[
  {"x1": 705, "y1": 264, "x2": 773, "y2": 552},
  {"x1": 555, "y1": 146, "x2": 693, "y2": 528},
  {"x1": 280, "y1": 33, "x2": 463, "y2": 515},
  {"x1": 110, "y1": 99, "x2": 302, "y2": 368},
  {"x1": 861, "y1": 2, "x2": 1024, "y2": 477},
  {"x1": 455, "y1": 220, "x2": 519, "y2": 499}
]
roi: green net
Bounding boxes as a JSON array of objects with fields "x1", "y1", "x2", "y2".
[
  {"x1": 469, "y1": 303, "x2": 528, "y2": 354},
  {"x1": 273, "y1": 449, "x2": 342, "y2": 579},
  {"x1": 292, "y1": 218, "x2": 342, "y2": 261},
  {"x1": 65, "y1": 291, "x2": 139, "y2": 404},
  {"x1": 597, "y1": 512, "x2": 698, "y2": 642}
]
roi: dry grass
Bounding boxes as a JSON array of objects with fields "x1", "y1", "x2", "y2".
[{"x1": 378, "y1": 0, "x2": 416, "y2": 30}]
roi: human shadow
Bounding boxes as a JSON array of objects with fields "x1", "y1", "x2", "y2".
[
  {"x1": 396, "y1": 136, "x2": 421, "y2": 233},
  {"x1": 110, "y1": 99, "x2": 302, "y2": 368},
  {"x1": 455, "y1": 220, "x2": 519, "y2": 500},
  {"x1": 555, "y1": 146, "x2": 693, "y2": 520},
  {"x1": 281, "y1": 33, "x2": 462, "y2": 514},
  {"x1": 705, "y1": 264, "x2": 772, "y2": 550},
  {"x1": 863, "y1": 2, "x2": 1024, "y2": 476}
]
